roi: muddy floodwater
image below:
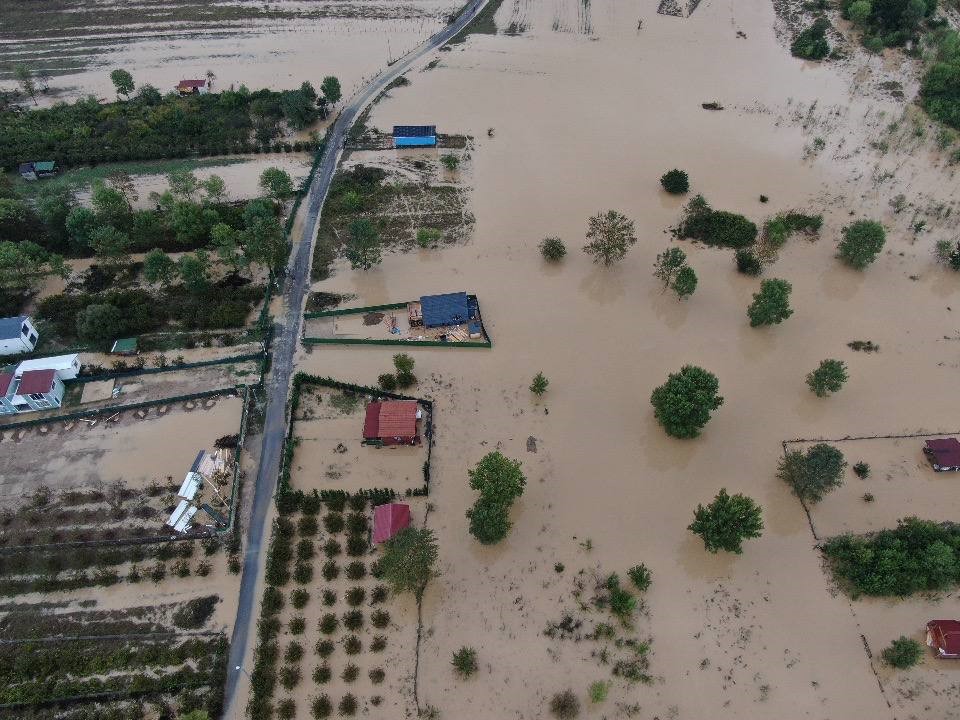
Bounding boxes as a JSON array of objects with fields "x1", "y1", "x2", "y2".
[{"x1": 298, "y1": 0, "x2": 960, "y2": 718}]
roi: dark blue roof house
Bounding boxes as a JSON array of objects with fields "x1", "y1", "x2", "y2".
[
  {"x1": 393, "y1": 125, "x2": 437, "y2": 148},
  {"x1": 420, "y1": 292, "x2": 470, "y2": 328}
]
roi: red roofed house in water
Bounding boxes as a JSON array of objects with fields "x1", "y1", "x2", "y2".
[
  {"x1": 177, "y1": 79, "x2": 210, "y2": 96},
  {"x1": 927, "y1": 620, "x2": 960, "y2": 659},
  {"x1": 363, "y1": 400, "x2": 421, "y2": 446},
  {"x1": 923, "y1": 438, "x2": 960, "y2": 472},
  {"x1": 372, "y1": 503, "x2": 411, "y2": 544}
]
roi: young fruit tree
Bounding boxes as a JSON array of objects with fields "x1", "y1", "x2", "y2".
[
  {"x1": 838, "y1": 220, "x2": 885, "y2": 269},
  {"x1": 688, "y1": 488, "x2": 764, "y2": 554},
  {"x1": 110, "y1": 68, "x2": 135, "y2": 99},
  {"x1": 650, "y1": 365, "x2": 723, "y2": 439},
  {"x1": 530, "y1": 372, "x2": 549, "y2": 397},
  {"x1": 806, "y1": 359, "x2": 848, "y2": 397},
  {"x1": 540, "y1": 237, "x2": 567, "y2": 262},
  {"x1": 583, "y1": 210, "x2": 637, "y2": 266},
  {"x1": 660, "y1": 169, "x2": 690, "y2": 194},
  {"x1": 747, "y1": 278, "x2": 793, "y2": 327},
  {"x1": 777, "y1": 443, "x2": 846, "y2": 503}
]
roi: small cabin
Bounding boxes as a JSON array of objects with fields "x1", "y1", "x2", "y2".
[
  {"x1": 177, "y1": 79, "x2": 210, "y2": 96},
  {"x1": 923, "y1": 438, "x2": 960, "y2": 472},
  {"x1": 0, "y1": 315, "x2": 38, "y2": 356},
  {"x1": 18, "y1": 161, "x2": 56, "y2": 181},
  {"x1": 927, "y1": 620, "x2": 960, "y2": 659},
  {"x1": 393, "y1": 125, "x2": 437, "y2": 148},
  {"x1": 363, "y1": 400, "x2": 421, "y2": 446}
]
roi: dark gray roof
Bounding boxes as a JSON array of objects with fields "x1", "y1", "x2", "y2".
[
  {"x1": 393, "y1": 125, "x2": 436, "y2": 137},
  {"x1": 0, "y1": 316, "x2": 27, "y2": 341}
]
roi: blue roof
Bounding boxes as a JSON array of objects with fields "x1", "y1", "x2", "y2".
[
  {"x1": 0, "y1": 316, "x2": 27, "y2": 341},
  {"x1": 420, "y1": 293, "x2": 469, "y2": 328},
  {"x1": 393, "y1": 125, "x2": 436, "y2": 137},
  {"x1": 395, "y1": 136, "x2": 436, "y2": 147}
]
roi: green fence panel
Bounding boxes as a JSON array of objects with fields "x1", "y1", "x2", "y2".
[
  {"x1": 304, "y1": 301, "x2": 409, "y2": 319},
  {"x1": 302, "y1": 337, "x2": 491, "y2": 348}
]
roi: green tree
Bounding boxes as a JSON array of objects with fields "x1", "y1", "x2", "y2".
[
  {"x1": 321, "y1": 76, "x2": 342, "y2": 104},
  {"x1": 469, "y1": 451, "x2": 526, "y2": 506},
  {"x1": 777, "y1": 443, "x2": 846, "y2": 503},
  {"x1": 452, "y1": 647, "x2": 478, "y2": 678},
  {"x1": 345, "y1": 218, "x2": 382, "y2": 270},
  {"x1": 143, "y1": 248, "x2": 177, "y2": 286},
  {"x1": 791, "y1": 18, "x2": 831, "y2": 60},
  {"x1": 540, "y1": 237, "x2": 566, "y2": 261},
  {"x1": 806, "y1": 359, "x2": 848, "y2": 397},
  {"x1": 89, "y1": 226, "x2": 132, "y2": 267},
  {"x1": 65, "y1": 206, "x2": 100, "y2": 255},
  {"x1": 76, "y1": 303, "x2": 124, "y2": 348},
  {"x1": 688, "y1": 488, "x2": 763, "y2": 554},
  {"x1": 14, "y1": 65, "x2": 37, "y2": 105},
  {"x1": 393, "y1": 353, "x2": 415, "y2": 374},
  {"x1": 672, "y1": 265, "x2": 697, "y2": 300},
  {"x1": 110, "y1": 68, "x2": 135, "y2": 99},
  {"x1": 378, "y1": 527, "x2": 438, "y2": 601},
  {"x1": 0, "y1": 241, "x2": 68, "y2": 293},
  {"x1": 202, "y1": 175, "x2": 227, "y2": 204},
  {"x1": 177, "y1": 251, "x2": 211, "y2": 292},
  {"x1": 167, "y1": 171, "x2": 200, "y2": 199},
  {"x1": 91, "y1": 180, "x2": 132, "y2": 229},
  {"x1": 650, "y1": 365, "x2": 723, "y2": 439},
  {"x1": 747, "y1": 278, "x2": 793, "y2": 327},
  {"x1": 35, "y1": 184, "x2": 75, "y2": 249},
  {"x1": 259, "y1": 167, "x2": 295, "y2": 202},
  {"x1": 848, "y1": 0, "x2": 872, "y2": 25},
  {"x1": 530, "y1": 371, "x2": 549, "y2": 396},
  {"x1": 653, "y1": 247, "x2": 686, "y2": 290},
  {"x1": 243, "y1": 214, "x2": 288, "y2": 276},
  {"x1": 466, "y1": 499, "x2": 512, "y2": 545},
  {"x1": 583, "y1": 210, "x2": 636, "y2": 266},
  {"x1": 882, "y1": 637, "x2": 923, "y2": 669},
  {"x1": 211, "y1": 223, "x2": 248, "y2": 275},
  {"x1": 280, "y1": 87, "x2": 319, "y2": 130},
  {"x1": 660, "y1": 169, "x2": 689, "y2": 194},
  {"x1": 440, "y1": 154, "x2": 460, "y2": 171},
  {"x1": 838, "y1": 220, "x2": 886, "y2": 269}
]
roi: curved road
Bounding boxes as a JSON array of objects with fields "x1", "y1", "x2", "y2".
[{"x1": 223, "y1": 1, "x2": 490, "y2": 714}]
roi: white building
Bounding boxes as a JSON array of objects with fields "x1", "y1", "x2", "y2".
[
  {"x1": 15, "y1": 353, "x2": 81, "y2": 380},
  {"x1": 0, "y1": 369, "x2": 65, "y2": 415},
  {"x1": 0, "y1": 316, "x2": 38, "y2": 356}
]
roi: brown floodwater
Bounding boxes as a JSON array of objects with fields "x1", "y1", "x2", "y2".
[{"x1": 294, "y1": 0, "x2": 960, "y2": 718}]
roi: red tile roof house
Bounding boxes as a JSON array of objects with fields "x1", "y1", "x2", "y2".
[
  {"x1": 372, "y1": 503, "x2": 411, "y2": 544},
  {"x1": 0, "y1": 369, "x2": 65, "y2": 415},
  {"x1": 177, "y1": 79, "x2": 210, "y2": 96},
  {"x1": 923, "y1": 438, "x2": 960, "y2": 472},
  {"x1": 927, "y1": 620, "x2": 960, "y2": 659},
  {"x1": 362, "y1": 400, "x2": 421, "y2": 446}
]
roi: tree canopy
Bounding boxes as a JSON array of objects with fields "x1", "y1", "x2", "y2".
[
  {"x1": 345, "y1": 219, "x2": 381, "y2": 270},
  {"x1": 777, "y1": 443, "x2": 846, "y2": 503},
  {"x1": 806, "y1": 359, "x2": 848, "y2": 397},
  {"x1": 379, "y1": 527, "x2": 438, "y2": 601},
  {"x1": 109, "y1": 69, "x2": 135, "y2": 99},
  {"x1": 689, "y1": 488, "x2": 764, "y2": 554},
  {"x1": 747, "y1": 278, "x2": 793, "y2": 327},
  {"x1": 583, "y1": 210, "x2": 636, "y2": 266},
  {"x1": 650, "y1": 365, "x2": 723, "y2": 439},
  {"x1": 259, "y1": 167, "x2": 295, "y2": 202},
  {"x1": 838, "y1": 220, "x2": 886, "y2": 269},
  {"x1": 466, "y1": 452, "x2": 526, "y2": 545}
]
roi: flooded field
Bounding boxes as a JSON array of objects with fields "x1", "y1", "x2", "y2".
[
  {"x1": 0, "y1": 0, "x2": 461, "y2": 105},
  {"x1": 297, "y1": 0, "x2": 960, "y2": 718}
]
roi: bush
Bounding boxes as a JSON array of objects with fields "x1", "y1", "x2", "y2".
[
  {"x1": 778, "y1": 443, "x2": 846, "y2": 503},
  {"x1": 316, "y1": 640, "x2": 335, "y2": 658},
  {"x1": 311, "y1": 694, "x2": 332, "y2": 719},
  {"x1": 173, "y1": 595, "x2": 218, "y2": 629},
  {"x1": 297, "y1": 539, "x2": 315, "y2": 562},
  {"x1": 346, "y1": 587, "x2": 366, "y2": 606},
  {"x1": 322, "y1": 589, "x2": 337, "y2": 605},
  {"x1": 371, "y1": 635, "x2": 388, "y2": 652},
  {"x1": 294, "y1": 563, "x2": 313, "y2": 584},
  {"x1": 627, "y1": 564, "x2": 652, "y2": 592},
  {"x1": 378, "y1": 373, "x2": 397, "y2": 391},
  {"x1": 346, "y1": 561, "x2": 366, "y2": 580},
  {"x1": 747, "y1": 278, "x2": 793, "y2": 327},
  {"x1": 285, "y1": 641, "x2": 304, "y2": 664},
  {"x1": 346, "y1": 535, "x2": 367, "y2": 557},
  {"x1": 318, "y1": 613, "x2": 338, "y2": 635},
  {"x1": 650, "y1": 365, "x2": 723, "y2": 439},
  {"x1": 838, "y1": 220, "x2": 885, "y2": 269},
  {"x1": 416, "y1": 227, "x2": 443, "y2": 247},
  {"x1": 279, "y1": 665, "x2": 301, "y2": 690},
  {"x1": 853, "y1": 461, "x2": 870, "y2": 479},
  {"x1": 343, "y1": 635, "x2": 362, "y2": 654},
  {"x1": 806, "y1": 359, "x2": 848, "y2": 397},
  {"x1": 369, "y1": 667, "x2": 386, "y2": 684},
  {"x1": 314, "y1": 664, "x2": 332, "y2": 683},
  {"x1": 540, "y1": 237, "x2": 567, "y2": 261},
  {"x1": 791, "y1": 18, "x2": 830, "y2": 60},
  {"x1": 323, "y1": 513, "x2": 344, "y2": 534},
  {"x1": 289, "y1": 616, "x2": 306, "y2": 635},
  {"x1": 371, "y1": 585, "x2": 388, "y2": 603},
  {"x1": 689, "y1": 488, "x2": 763, "y2": 554},
  {"x1": 452, "y1": 646, "x2": 478, "y2": 678},
  {"x1": 372, "y1": 609, "x2": 391, "y2": 628},
  {"x1": 291, "y1": 589, "x2": 310, "y2": 609},
  {"x1": 325, "y1": 495, "x2": 347, "y2": 513},
  {"x1": 277, "y1": 698, "x2": 296, "y2": 720},
  {"x1": 550, "y1": 690, "x2": 580, "y2": 719},
  {"x1": 735, "y1": 248, "x2": 763, "y2": 275},
  {"x1": 338, "y1": 694, "x2": 357, "y2": 716},
  {"x1": 589, "y1": 681, "x2": 609, "y2": 703},
  {"x1": 322, "y1": 560, "x2": 339, "y2": 581},
  {"x1": 261, "y1": 586, "x2": 285, "y2": 617},
  {"x1": 344, "y1": 609, "x2": 364, "y2": 630},
  {"x1": 678, "y1": 195, "x2": 758, "y2": 248},
  {"x1": 346, "y1": 512, "x2": 367, "y2": 534},
  {"x1": 660, "y1": 169, "x2": 690, "y2": 194},
  {"x1": 882, "y1": 637, "x2": 924, "y2": 669}
]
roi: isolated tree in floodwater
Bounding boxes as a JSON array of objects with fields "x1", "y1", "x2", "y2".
[
  {"x1": 653, "y1": 247, "x2": 686, "y2": 290},
  {"x1": 806, "y1": 358, "x2": 848, "y2": 397},
  {"x1": 530, "y1": 371, "x2": 549, "y2": 397},
  {"x1": 466, "y1": 452, "x2": 526, "y2": 545},
  {"x1": 777, "y1": 443, "x2": 846, "y2": 504},
  {"x1": 110, "y1": 69, "x2": 135, "y2": 99},
  {"x1": 650, "y1": 365, "x2": 723, "y2": 439},
  {"x1": 747, "y1": 278, "x2": 793, "y2": 327},
  {"x1": 583, "y1": 210, "x2": 636, "y2": 266},
  {"x1": 672, "y1": 265, "x2": 697, "y2": 299},
  {"x1": 143, "y1": 248, "x2": 177, "y2": 287},
  {"x1": 688, "y1": 488, "x2": 763, "y2": 554},
  {"x1": 321, "y1": 76, "x2": 342, "y2": 105},
  {"x1": 345, "y1": 218, "x2": 381, "y2": 270},
  {"x1": 838, "y1": 220, "x2": 886, "y2": 269}
]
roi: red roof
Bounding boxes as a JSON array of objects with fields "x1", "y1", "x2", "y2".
[
  {"x1": 178, "y1": 79, "x2": 206, "y2": 88},
  {"x1": 924, "y1": 438, "x2": 960, "y2": 468},
  {"x1": 927, "y1": 620, "x2": 960, "y2": 658},
  {"x1": 373, "y1": 503, "x2": 411, "y2": 543},
  {"x1": 0, "y1": 372, "x2": 13, "y2": 396},
  {"x1": 17, "y1": 369, "x2": 56, "y2": 394},
  {"x1": 363, "y1": 401, "x2": 418, "y2": 440}
]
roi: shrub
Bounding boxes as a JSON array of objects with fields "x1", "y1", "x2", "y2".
[
  {"x1": 689, "y1": 488, "x2": 763, "y2": 554},
  {"x1": 372, "y1": 609, "x2": 391, "y2": 628},
  {"x1": 338, "y1": 694, "x2": 357, "y2": 716},
  {"x1": 609, "y1": 584, "x2": 637, "y2": 620},
  {"x1": 279, "y1": 665, "x2": 301, "y2": 690},
  {"x1": 322, "y1": 560, "x2": 339, "y2": 581},
  {"x1": 530, "y1": 371, "x2": 549, "y2": 396},
  {"x1": 325, "y1": 495, "x2": 347, "y2": 513},
  {"x1": 882, "y1": 637, "x2": 924, "y2": 669},
  {"x1": 806, "y1": 359, "x2": 848, "y2": 397},
  {"x1": 349, "y1": 494, "x2": 368, "y2": 512},
  {"x1": 343, "y1": 635, "x2": 362, "y2": 654},
  {"x1": 323, "y1": 539, "x2": 342, "y2": 558},
  {"x1": 396, "y1": 369, "x2": 416, "y2": 388},
  {"x1": 323, "y1": 513, "x2": 344, "y2": 533},
  {"x1": 291, "y1": 589, "x2": 310, "y2": 609},
  {"x1": 294, "y1": 563, "x2": 313, "y2": 584},
  {"x1": 650, "y1": 365, "x2": 723, "y2": 439},
  {"x1": 311, "y1": 694, "x2": 332, "y2": 719},
  {"x1": 285, "y1": 641, "x2": 304, "y2": 664},
  {"x1": 322, "y1": 589, "x2": 337, "y2": 606},
  {"x1": 853, "y1": 461, "x2": 871, "y2": 479},
  {"x1": 452, "y1": 646, "x2": 479, "y2": 678},
  {"x1": 313, "y1": 664, "x2": 332, "y2": 683},
  {"x1": 550, "y1": 689, "x2": 581, "y2": 719},
  {"x1": 678, "y1": 195, "x2": 757, "y2": 248},
  {"x1": 297, "y1": 539, "x2": 315, "y2": 562},
  {"x1": 791, "y1": 18, "x2": 830, "y2": 60},
  {"x1": 315, "y1": 640, "x2": 335, "y2": 658},
  {"x1": 173, "y1": 595, "x2": 218, "y2": 629},
  {"x1": 589, "y1": 681, "x2": 609, "y2": 703},
  {"x1": 660, "y1": 169, "x2": 690, "y2": 194},
  {"x1": 371, "y1": 585, "x2": 389, "y2": 603},
  {"x1": 172, "y1": 559, "x2": 191, "y2": 577},
  {"x1": 747, "y1": 278, "x2": 793, "y2": 327},
  {"x1": 378, "y1": 373, "x2": 397, "y2": 391},
  {"x1": 344, "y1": 609, "x2": 364, "y2": 630},
  {"x1": 277, "y1": 698, "x2": 296, "y2": 720},
  {"x1": 196, "y1": 560, "x2": 211, "y2": 576},
  {"x1": 838, "y1": 220, "x2": 885, "y2": 269},
  {"x1": 369, "y1": 667, "x2": 386, "y2": 684},
  {"x1": 540, "y1": 237, "x2": 567, "y2": 261},
  {"x1": 371, "y1": 635, "x2": 388, "y2": 652},
  {"x1": 346, "y1": 535, "x2": 368, "y2": 557},
  {"x1": 346, "y1": 561, "x2": 366, "y2": 580},
  {"x1": 262, "y1": 586, "x2": 285, "y2": 617},
  {"x1": 289, "y1": 616, "x2": 306, "y2": 635},
  {"x1": 417, "y1": 227, "x2": 442, "y2": 247},
  {"x1": 627, "y1": 564, "x2": 652, "y2": 592},
  {"x1": 347, "y1": 512, "x2": 368, "y2": 534},
  {"x1": 319, "y1": 613, "x2": 338, "y2": 635},
  {"x1": 346, "y1": 587, "x2": 366, "y2": 606},
  {"x1": 777, "y1": 444, "x2": 846, "y2": 503}
]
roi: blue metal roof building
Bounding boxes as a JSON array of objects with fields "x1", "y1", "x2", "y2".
[
  {"x1": 393, "y1": 125, "x2": 437, "y2": 148},
  {"x1": 0, "y1": 316, "x2": 28, "y2": 341},
  {"x1": 420, "y1": 292, "x2": 470, "y2": 328}
]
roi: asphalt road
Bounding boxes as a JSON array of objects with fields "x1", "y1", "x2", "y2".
[{"x1": 222, "y1": 1, "x2": 489, "y2": 714}]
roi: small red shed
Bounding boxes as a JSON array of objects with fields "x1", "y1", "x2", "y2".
[
  {"x1": 363, "y1": 400, "x2": 420, "y2": 445},
  {"x1": 927, "y1": 620, "x2": 960, "y2": 659},
  {"x1": 373, "y1": 503, "x2": 411, "y2": 544},
  {"x1": 924, "y1": 438, "x2": 960, "y2": 472}
]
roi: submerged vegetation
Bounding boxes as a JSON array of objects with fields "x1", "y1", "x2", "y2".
[
  {"x1": 676, "y1": 195, "x2": 757, "y2": 248},
  {"x1": 689, "y1": 488, "x2": 764, "y2": 554},
  {"x1": 650, "y1": 365, "x2": 723, "y2": 439}
]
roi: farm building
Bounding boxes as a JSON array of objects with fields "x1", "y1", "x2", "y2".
[
  {"x1": 393, "y1": 125, "x2": 437, "y2": 148},
  {"x1": 0, "y1": 369, "x2": 65, "y2": 414},
  {"x1": 923, "y1": 438, "x2": 960, "y2": 472},
  {"x1": 0, "y1": 315, "x2": 38, "y2": 355},
  {"x1": 927, "y1": 620, "x2": 960, "y2": 659},
  {"x1": 177, "y1": 79, "x2": 210, "y2": 95},
  {"x1": 363, "y1": 400, "x2": 421, "y2": 445},
  {"x1": 372, "y1": 503, "x2": 411, "y2": 543},
  {"x1": 18, "y1": 161, "x2": 56, "y2": 181},
  {"x1": 15, "y1": 353, "x2": 81, "y2": 380},
  {"x1": 417, "y1": 292, "x2": 471, "y2": 328}
]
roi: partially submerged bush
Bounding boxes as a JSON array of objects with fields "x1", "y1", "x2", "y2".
[
  {"x1": 806, "y1": 359, "x2": 848, "y2": 397},
  {"x1": 777, "y1": 443, "x2": 846, "y2": 503},
  {"x1": 452, "y1": 646, "x2": 479, "y2": 678},
  {"x1": 550, "y1": 689, "x2": 581, "y2": 719},
  {"x1": 735, "y1": 248, "x2": 763, "y2": 275},
  {"x1": 678, "y1": 195, "x2": 757, "y2": 248},
  {"x1": 660, "y1": 169, "x2": 690, "y2": 194},
  {"x1": 173, "y1": 595, "x2": 218, "y2": 629},
  {"x1": 791, "y1": 18, "x2": 831, "y2": 60},
  {"x1": 540, "y1": 237, "x2": 567, "y2": 262},
  {"x1": 650, "y1": 365, "x2": 723, "y2": 439},
  {"x1": 882, "y1": 636, "x2": 924, "y2": 669},
  {"x1": 627, "y1": 564, "x2": 652, "y2": 592},
  {"x1": 838, "y1": 220, "x2": 885, "y2": 269}
]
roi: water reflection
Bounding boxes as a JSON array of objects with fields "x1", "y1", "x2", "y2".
[{"x1": 579, "y1": 265, "x2": 625, "y2": 305}]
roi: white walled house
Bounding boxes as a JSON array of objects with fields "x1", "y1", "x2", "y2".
[
  {"x1": 0, "y1": 369, "x2": 64, "y2": 414},
  {"x1": 15, "y1": 353, "x2": 81, "y2": 380},
  {"x1": 0, "y1": 316, "x2": 38, "y2": 356}
]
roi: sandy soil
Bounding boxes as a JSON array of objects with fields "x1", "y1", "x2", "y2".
[
  {"x1": 0, "y1": 394, "x2": 243, "y2": 501},
  {"x1": 291, "y1": 389, "x2": 428, "y2": 495},
  {"x1": 294, "y1": 1, "x2": 960, "y2": 717}
]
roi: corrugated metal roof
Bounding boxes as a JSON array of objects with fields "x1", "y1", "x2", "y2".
[
  {"x1": 393, "y1": 125, "x2": 436, "y2": 137},
  {"x1": 924, "y1": 438, "x2": 960, "y2": 468},
  {"x1": 178, "y1": 79, "x2": 206, "y2": 88},
  {"x1": 373, "y1": 503, "x2": 411, "y2": 543},
  {"x1": 928, "y1": 620, "x2": 960, "y2": 657},
  {"x1": 0, "y1": 373, "x2": 13, "y2": 396},
  {"x1": 17, "y1": 369, "x2": 56, "y2": 394},
  {"x1": 0, "y1": 316, "x2": 27, "y2": 341},
  {"x1": 420, "y1": 292, "x2": 469, "y2": 328},
  {"x1": 377, "y1": 401, "x2": 418, "y2": 438},
  {"x1": 33, "y1": 161, "x2": 55, "y2": 172}
]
